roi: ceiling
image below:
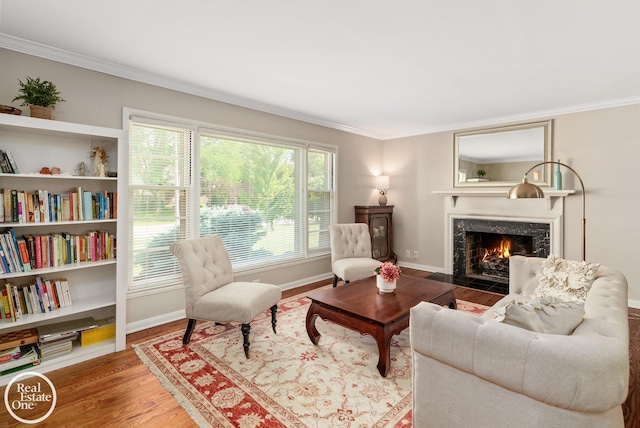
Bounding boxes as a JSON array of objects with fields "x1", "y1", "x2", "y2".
[{"x1": 1, "y1": 0, "x2": 639, "y2": 140}]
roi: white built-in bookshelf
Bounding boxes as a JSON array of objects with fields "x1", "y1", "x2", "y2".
[{"x1": 0, "y1": 114, "x2": 127, "y2": 386}]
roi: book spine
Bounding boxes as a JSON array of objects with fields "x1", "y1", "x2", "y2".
[
  {"x1": 25, "y1": 235, "x2": 36, "y2": 270},
  {"x1": 20, "y1": 285, "x2": 32, "y2": 314},
  {"x1": 10, "y1": 190, "x2": 18, "y2": 222},
  {"x1": 45, "y1": 280, "x2": 58, "y2": 310},
  {"x1": 1, "y1": 289, "x2": 11, "y2": 318},
  {"x1": 0, "y1": 247, "x2": 9, "y2": 273},
  {"x1": 61, "y1": 197, "x2": 70, "y2": 222},
  {"x1": 29, "y1": 283, "x2": 41, "y2": 314},
  {"x1": 35, "y1": 277, "x2": 47, "y2": 313},
  {"x1": 76, "y1": 187, "x2": 83, "y2": 221},
  {"x1": 68, "y1": 190, "x2": 75, "y2": 221},
  {"x1": 61, "y1": 280, "x2": 72, "y2": 307},
  {"x1": 0, "y1": 150, "x2": 11, "y2": 173},
  {"x1": 0, "y1": 234, "x2": 17, "y2": 272},
  {"x1": 16, "y1": 239, "x2": 31, "y2": 272},
  {"x1": 4, "y1": 283, "x2": 16, "y2": 322},
  {"x1": 56, "y1": 194, "x2": 62, "y2": 222},
  {"x1": 4, "y1": 150, "x2": 19, "y2": 174},
  {"x1": 3, "y1": 190, "x2": 12, "y2": 223},
  {"x1": 26, "y1": 192, "x2": 34, "y2": 223},
  {"x1": 83, "y1": 192, "x2": 93, "y2": 220},
  {"x1": 10, "y1": 284, "x2": 22, "y2": 318},
  {"x1": 6, "y1": 230, "x2": 23, "y2": 272}
]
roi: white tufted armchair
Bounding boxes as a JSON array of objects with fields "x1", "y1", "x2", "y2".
[
  {"x1": 170, "y1": 235, "x2": 282, "y2": 358},
  {"x1": 329, "y1": 223, "x2": 381, "y2": 287}
]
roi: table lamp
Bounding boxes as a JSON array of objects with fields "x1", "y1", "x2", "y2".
[{"x1": 376, "y1": 175, "x2": 389, "y2": 206}]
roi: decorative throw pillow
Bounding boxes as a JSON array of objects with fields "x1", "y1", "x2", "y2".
[
  {"x1": 533, "y1": 255, "x2": 600, "y2": 302},
  {"x1": 494, "y1": 296, "x2": 585, "y2": 335}
]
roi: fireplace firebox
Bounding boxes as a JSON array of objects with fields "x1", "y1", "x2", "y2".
[{"x1": 451, "y1": 218, "x2": 550, "y2": 293}]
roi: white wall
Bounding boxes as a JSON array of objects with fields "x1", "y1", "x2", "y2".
[
  {"x1": 385, "y1": 105, "x2": 640, "y2": 304},
  {"x1": 0, "y1": 48, "x2": 382, "y2": 327}
]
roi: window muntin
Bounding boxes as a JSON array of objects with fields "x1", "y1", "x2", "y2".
[{"x1": 127, "y1": 113, "x2": 335, "y2": 293}]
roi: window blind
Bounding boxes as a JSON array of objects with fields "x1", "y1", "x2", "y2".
[
  {"x1": 128, "y1": 122, "x2": 193, "y2": 291},
  {"x1": 199, "y1": 133, "x2": 301, "y2": 269},
  {"x1": 127, "y1": 110, "x2": 336, "y2": 293}
]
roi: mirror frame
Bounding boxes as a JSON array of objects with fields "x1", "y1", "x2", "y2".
[{"x1": 453, "y1": 120, "x2": 554, "y2": 188}]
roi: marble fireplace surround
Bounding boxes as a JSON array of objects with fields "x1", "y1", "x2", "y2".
[{"x1": 434, "y1": 190, "x2": 575, "y2": 276}]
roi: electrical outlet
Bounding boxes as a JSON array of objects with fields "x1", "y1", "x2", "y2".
[
  {"x1": 405, "y1": 250, "x2": 411, "y2": 258},
  {"x1": 413, "y1": 251, "x2": 419, "y2": 259}
]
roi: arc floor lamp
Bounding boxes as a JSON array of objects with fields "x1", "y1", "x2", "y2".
[{"x1": 507, "y1": 161, "x2": 586, "y2": 261}]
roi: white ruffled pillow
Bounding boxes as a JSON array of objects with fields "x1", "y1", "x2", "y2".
[
  {"x1": 533, "y1": 255, "x2": 600, "y2": 302},
  {"x1": 494, "y1": 296, "x2": 585, "y2": 335}
]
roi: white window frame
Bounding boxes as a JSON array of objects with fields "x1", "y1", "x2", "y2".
[{"x1": 125, "y1": 109, "x2": 337, "y2": 295}]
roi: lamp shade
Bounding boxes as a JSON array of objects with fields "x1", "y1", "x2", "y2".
[
  {"x1": 507, "y1": 177, "x2": 545, "y2": 199},
  {"x1": 375, "y1": 175, "x2": 390, "y2": 189}
]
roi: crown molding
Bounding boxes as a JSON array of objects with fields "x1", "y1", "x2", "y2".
[
  {"x1": 0, "y1": 33, "x2": 387, "y2": 140},
  {"x1": 2, "y1": 33, "x2": 639, "y2": 142},
  {"x1": 384, "y1": 97, "x2": 640, "y2": 140}
]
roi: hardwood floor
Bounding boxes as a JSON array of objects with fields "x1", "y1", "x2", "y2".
[{"x1": 1, "y1": 268, "x2": 637, "y2": 427}]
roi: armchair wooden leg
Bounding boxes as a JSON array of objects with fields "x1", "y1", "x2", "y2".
[
  {"x1": 183, "y1": 319, "x2": 197, "y2": 345},
  {"x1": 333, "y1": 275, "x2": 338, "y2": 287},
  {"x1": 241, "y1": 323, "x2": 251, "y2": 358},
  {"x1": 270, "y1": 304, "x2": 278, "y2": 334}
]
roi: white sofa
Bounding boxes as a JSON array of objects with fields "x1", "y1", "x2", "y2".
[{"x1": 410, "y1": 255, "x2": 629, "y2": 427}]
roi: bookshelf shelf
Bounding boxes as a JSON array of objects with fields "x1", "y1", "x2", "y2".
[
  {"x1": 0, "y1": 114, "x2": 126, "y2": 385},
  {"x1": 0, "y1": 259, "x2": 117, "y2": 279},
  {"x1": 0, "y1": 294, "x2": 116, "y2": 332},
  {"x1": 0, "y1": 339, "x2": 115, "y2": 385},
  {"x1": 2, "y1": 219, "x2": 117, "y2": 228},
  {"x1": 0, "y1": 173, "x2": 117, "y2": 181}
]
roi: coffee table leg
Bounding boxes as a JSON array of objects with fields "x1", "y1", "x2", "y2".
[
  {"x1": 306, "y1": 302, "x2": 321, "y2": 345},
  {"x1": 374, "y1": 329, "x2": 392, "y2": 377},
  {"x1": 447, "y1": 290, "x2": 457, "y2": 309}
]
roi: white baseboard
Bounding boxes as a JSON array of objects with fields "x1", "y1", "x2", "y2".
[
  {"x1": 127, "y1": 309, "x2": 186, "y2": 334},
  {"x1": 628, "y1": 299, "x2": 640, "y2": 309},
  {"x1": 279, "y1": 272, "x2": 334, "y2": 291},
  {"x1": 397, "y1": 261, "x2": 444, "y2": 273}
]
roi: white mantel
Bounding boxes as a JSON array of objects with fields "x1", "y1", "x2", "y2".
[
  {"x1": 433, "y1": 189, "x2": 575, "y2": 210},
  {"x1": 434, "y1": 189, "x2": 577, "y2": 275}
]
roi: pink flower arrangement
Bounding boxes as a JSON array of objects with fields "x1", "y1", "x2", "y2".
[{"x1": 375, "y1": 262, "x2": 401, "y2": 282}]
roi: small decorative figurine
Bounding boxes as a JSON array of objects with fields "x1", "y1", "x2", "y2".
[
  {"x1": 76, "y1": 161, "x2": 87, "y2": 176},
  {"x1": 90, "y1": 146, "x2": 108, "y2": 177},
  {"x1": 51, "y1": 166, "x2": 61, "y2": 175},
  {"x1": 39, "y1": 167, "x2": 51, "y2": 174}
]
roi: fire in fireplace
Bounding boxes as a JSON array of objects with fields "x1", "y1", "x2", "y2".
[
  {"x1": 452, "y1": 218, "x2": 550, "y2": 290},
  {"x1": 466, "y1": 232, "x2": 533, "y2": 283}
]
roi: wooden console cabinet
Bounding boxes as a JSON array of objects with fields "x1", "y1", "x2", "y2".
[{"x1": 354, "y1": 205, "x2": 396, "y2": 263}]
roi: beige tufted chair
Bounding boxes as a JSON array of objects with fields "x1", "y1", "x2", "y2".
[
  {"x1": 170, "y1": 235, "x2": 282, "y2": 358},
  {"x1": 329, "y1": 223, "x2": 381, "y2": 287}
]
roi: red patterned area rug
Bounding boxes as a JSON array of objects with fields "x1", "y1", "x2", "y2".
[{"x1": 133, "y1": 286, "x2": 488, "y2": 427}]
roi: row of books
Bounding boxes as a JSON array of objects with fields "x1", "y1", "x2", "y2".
[
  {"x1": 0, "y1": 344, "x2": 39, "y2": 376},
  {"x1": 0, "y1": 149, "x2": 19, "y2": 174},
  {"x1": 2, "y1": 277, "x2": 72, "y2": 322},
  {"x1": 0, "y1": 229, "x2": 116, "y2": 274},
  {"x1": 0, "y1": 318, "x2": 116, "y2": 374},
  {"x1": 0, "y1": 187, "x2": 117, "y2": 224}
]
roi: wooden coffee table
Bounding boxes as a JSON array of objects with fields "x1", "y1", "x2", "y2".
[{"x1": 305, "y1": 276, "x2": 457, "y2": 377}]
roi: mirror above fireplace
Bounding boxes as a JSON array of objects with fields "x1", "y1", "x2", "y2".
[{"x1": 454, "y1": 120, "x2": 553, "y2": 188}]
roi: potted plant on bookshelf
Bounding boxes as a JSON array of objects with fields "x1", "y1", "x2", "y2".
[{"x1": 12, "y1": 76, "x2": 65, "y2": 120}]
